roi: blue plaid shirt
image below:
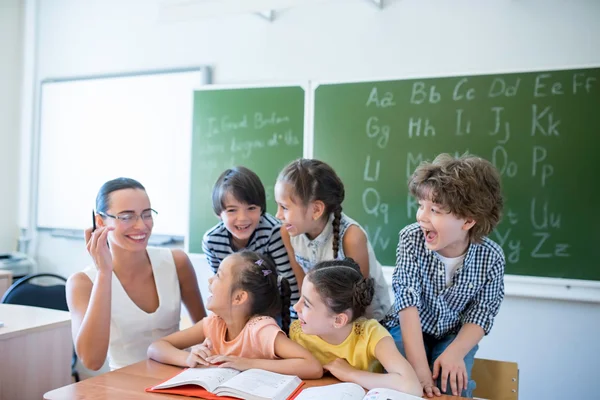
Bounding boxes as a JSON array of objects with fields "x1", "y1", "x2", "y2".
[{"x1": 382, "y1": 223, "x2": 505, "y2": 338}]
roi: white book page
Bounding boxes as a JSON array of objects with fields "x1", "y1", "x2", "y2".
[
  {"x1": 364, "y1": 387, "x2": 423, "y2": 400},
  {"x1": 152, "y1": 367, "x2": 239, "y2": 392},
  {"x1": 219, "y1": 369, "x2": 300, "y2": 400},
  {"x1": 295, "y1": 382, "x2": 366, "y2": 400}
]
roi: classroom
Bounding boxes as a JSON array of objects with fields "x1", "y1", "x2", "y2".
[{"x1": 0, "y1": 1, "x2": 599, "y2": 399}]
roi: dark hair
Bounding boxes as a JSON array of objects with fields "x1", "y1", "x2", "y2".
[
  {"x1": 96, "y1": 177, "x2": 146, "y2": 213},
  {"x1": 277, "y1": 159, "x2": 345, "y2": 258},
  {"x1": 232, "y1": 251, "x2": 291, "y2": 334},
  {"x1": 409, "y1": 153, "x2": 504, "y2": 242},
  {"x1": 306, "y1": 258, "x2": 374, "y2": 322},
  {"x1": 212, "y1": 167, "x2": 266, "y2": 215}
]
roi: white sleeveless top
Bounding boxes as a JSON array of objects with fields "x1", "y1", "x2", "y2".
[
  {"x1": 82, "y1": 247, "x2": 181, "y2": 370},
  {"x1": 290, "y1": 213, "x2": 392, "y2": 321}
]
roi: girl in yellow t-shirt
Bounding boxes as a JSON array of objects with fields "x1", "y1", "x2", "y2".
[
  {"x1": 291, "y1": 258, "x2": 421, "y2": 396},
  {"x1": 148, "y1": 251, "x2": 322, "y2": 379}
]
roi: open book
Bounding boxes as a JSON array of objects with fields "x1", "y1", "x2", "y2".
[
  {"x1": 146, "y1": 367, "x2": 304, "y2": 400},
  {"x1": 295, "y1": 382, "x2": 422, "y2": 400}
]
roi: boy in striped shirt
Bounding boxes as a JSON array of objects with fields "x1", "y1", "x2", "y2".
[{"x1": 202, "y1": 167, "x2": 299, "y2": 318}]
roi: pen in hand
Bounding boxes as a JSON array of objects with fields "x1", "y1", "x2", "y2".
[{"x1": 91, "y1": 209, "x2": 111, "y2": 249}]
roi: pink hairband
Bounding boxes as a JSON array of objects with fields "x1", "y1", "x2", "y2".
[{"x1": 255, "y1": 259, "x2": 272, "y2": 276}]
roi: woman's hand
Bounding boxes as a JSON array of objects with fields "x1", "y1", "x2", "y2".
[{"x1": 85, "y1": 226, "x2": 114, "y2": 274}]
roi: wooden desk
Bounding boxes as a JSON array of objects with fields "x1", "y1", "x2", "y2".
[
  {"x1": 44, "y1": 359, "x2": 465, "y2": 399},
  {"x1": 0, "y1": 304, "x2": 72, "y2": 400}
]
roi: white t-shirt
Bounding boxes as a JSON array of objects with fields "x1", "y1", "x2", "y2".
[
  {"x1": 435, "y1": 252, "x2": 466, "y2": 287},
  {"x1": 289, "y1": 213, "x2": 391, "y2": 321}
]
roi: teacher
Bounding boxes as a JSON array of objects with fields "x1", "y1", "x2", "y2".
[{"x1": 66, "y1": 178, "x2": 206, "y2": 370}]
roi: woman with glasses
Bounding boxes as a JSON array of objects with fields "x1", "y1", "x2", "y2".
[{"x1": 66, "y1": 177, "x2": 207, "y2": 371}]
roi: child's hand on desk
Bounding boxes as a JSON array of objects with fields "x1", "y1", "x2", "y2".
[
  {"x1": 432, "y1": 348, "x2": 467, "y2": 397},
  {"x1": 323, "y1": 358, "x2": 357, "y2": 382},
  {"x1": 206, "y1": 355, "x2": 254, "y2": 371},
  {"x1": 187, "y1": 339, "x2": 214, "y2": 367},
  {"x1": 86, "y1": 226, "x2": 115, "y2": 274},
  {"x1": 415, "y1": 367, "x2": 441, "y2": 398}
]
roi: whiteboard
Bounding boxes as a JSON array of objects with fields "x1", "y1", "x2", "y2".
[{"x1": 37, "y1": 68, "x2": 209, "y2": 236}]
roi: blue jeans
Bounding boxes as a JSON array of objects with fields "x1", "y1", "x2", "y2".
[{"x1": 389, "y1": 325, "x2": 478, "y2": 398}]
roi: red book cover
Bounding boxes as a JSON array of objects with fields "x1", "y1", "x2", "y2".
[{"x1": 145, "y1": 368, "x2": 305, "y2": 400}]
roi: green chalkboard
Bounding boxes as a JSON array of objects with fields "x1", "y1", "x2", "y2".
[
  {"x1": 314, "y1": 67, "x2": 600, "y2": 280},
  {"x1": 189, "y1": 86, "x2": 305, "y2": 253}
]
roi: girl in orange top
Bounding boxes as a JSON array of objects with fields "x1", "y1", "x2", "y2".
[{"x1": 148, "y1": 251, "x2": 322, "y2": 379}]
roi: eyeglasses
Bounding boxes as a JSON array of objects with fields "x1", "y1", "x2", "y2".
[{"x1": 97, "y1": 209, "x2": 157, "y2": 226}]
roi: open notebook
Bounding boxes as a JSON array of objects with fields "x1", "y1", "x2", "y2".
[
  {"x1": 146, "y1": 367, "x2": 304, "y2": 400},
  {"x1": 295, "y1": 382, "x2": 422, "y2": 400}
]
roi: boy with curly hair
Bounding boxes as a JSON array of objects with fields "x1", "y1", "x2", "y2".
[{"x1": 382, "y1": 153, "x2": 505, "y2": 398}]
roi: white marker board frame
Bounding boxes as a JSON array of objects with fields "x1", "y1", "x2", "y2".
[{"x1": 35, "y1": 67, "x2": 211, "y2": 238}]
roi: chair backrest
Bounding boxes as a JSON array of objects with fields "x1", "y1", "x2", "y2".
[
  {"x1": 472, "y1": 358, "x2": 519, "y2": 400},
  {"x1": 0, "y1": 273, "x2": 79, "y2": 375},
  {"x1": 1, "y1": 273, "x2": 68, "y2": 311}
]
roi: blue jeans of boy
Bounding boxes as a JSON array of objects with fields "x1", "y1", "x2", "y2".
[{"x1": 388, "y1": 325, "x2": 478, "y2": 398}]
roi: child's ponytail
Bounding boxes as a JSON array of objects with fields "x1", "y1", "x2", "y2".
[
  {"x1": 352, "y1": 277, "x2": 374, "y2": 316},
  {"x1": 331, "y1": 205, "x2": 342, "y2": 259},
  {"x1": 278, "y1": 275, "x2": 292, "y2": 335}
]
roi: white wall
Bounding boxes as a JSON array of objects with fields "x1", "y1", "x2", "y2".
[
  {"x1": 0, "y1": 0, "x2": 23, "y2": 252},
  {"x1": 24, "y1": 0, "x2": 600, "y2": 399}
]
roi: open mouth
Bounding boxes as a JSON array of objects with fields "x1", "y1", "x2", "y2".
[
  {"x1": 235, "y1": 224, "x2": 251, "y2": 233},
  {"x1": 423, "y1": 228, "x2": 437, "y2": 243},
  {"x1": 127, "y1": 234, "x2": 147, "y2": 243}
]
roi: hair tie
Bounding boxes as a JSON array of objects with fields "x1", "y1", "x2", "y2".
[
  {"x1": 262, "y1": 269, "x2": 272, "y2": 276},
  {"x1": 255, "y1": 259, "x2": 264, "y2": 266}
]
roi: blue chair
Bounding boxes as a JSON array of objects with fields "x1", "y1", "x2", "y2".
[{"x1": 1, "y1": 273, "x2": 80, "y2": 382}]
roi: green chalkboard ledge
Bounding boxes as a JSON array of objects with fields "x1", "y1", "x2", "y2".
[
  {"x1": 378, "y1": 268, "x2": 600, "y2": 304},
  {"x1": 502, "y1": 275, "x2": 600, "y2": 303}
]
